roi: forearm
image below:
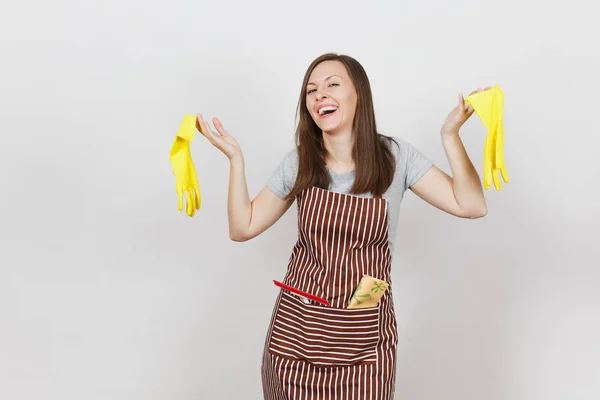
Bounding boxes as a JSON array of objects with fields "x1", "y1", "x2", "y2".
[
  {"x1": 227, "y1": 155, "x2": 252, "y2": 240},
  {"x1": 441, "y1": 132, "x2": 487, "y2": 216}
]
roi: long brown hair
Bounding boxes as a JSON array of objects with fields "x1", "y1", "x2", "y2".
[{"x1": 286, "y1": 53, "x2": 397, "y2": 200}]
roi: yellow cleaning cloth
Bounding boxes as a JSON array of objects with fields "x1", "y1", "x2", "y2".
[
  {"x1": 170, "y1": 115, "x2": 201, "y2": 216},
  {"x1": 465, "y1": 86, "x2": 509, "y2": 190},
  {"x1": 347, "y1": 275, "x2": 389, "y2": 309}
]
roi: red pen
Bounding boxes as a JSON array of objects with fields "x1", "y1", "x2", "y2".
[{"x1": 273, "y1": 280, "x2": 330, "y2": 306}]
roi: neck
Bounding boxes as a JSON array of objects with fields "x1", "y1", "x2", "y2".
[{"x1": 322, "y1": 128, "x2": 354, "y2": 172}]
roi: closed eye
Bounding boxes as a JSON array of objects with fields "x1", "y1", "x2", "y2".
[{"x1": 306, "y1": 83, "x2": 339, "y2": 94}]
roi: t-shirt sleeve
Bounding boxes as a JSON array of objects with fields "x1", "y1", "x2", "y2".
[
  {"x1": 405, "y1": 141, "x2": 433, "y2": 188},
  {"x1": 391, "y1": 137, "x2": 433, "y2": 190},
  {"x1": 266, "y1": 148, "x2": 299, "y2": 199}
]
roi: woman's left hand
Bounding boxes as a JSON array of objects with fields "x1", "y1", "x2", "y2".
[{"x1": 441, "y1": 86, "x2": 491, "y2": 137}]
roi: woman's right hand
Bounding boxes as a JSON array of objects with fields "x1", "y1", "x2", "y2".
[{"x1": 196, "y1": 113, "x2": 242, "y2": 161}]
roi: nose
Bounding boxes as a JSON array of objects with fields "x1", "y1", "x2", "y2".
[{"x1": 315, "y1": 90, "x2": 328, "y2": 100}]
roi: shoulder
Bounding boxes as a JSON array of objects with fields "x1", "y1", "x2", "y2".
[
  {"x1": 284, "y1": 146, "x2": 299, "y2": 162},
  {"x1": 379, "y1": 135, "x2": 415, "y2": 163},
  {"x1": 266, "y1": 147, "x2": 299, "y2": 198},
  {"x1": 278, "y1": 146, "x2": 299, "y2": 171},
  {"x1": 381, "y1": 134, "x2": 433, "y2": 187}
]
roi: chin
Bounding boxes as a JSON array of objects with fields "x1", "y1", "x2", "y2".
[
  {"x1": 312, "y1": 112, "x2": 347, "y2": 134},
  {"x1": 323, "y1": 121, "x2": 350, "y2": 135},
  {"x1": 315, "y1": 119, "x2": 342, "y2": 133},
  {"x1": 319, "y1": 122, "x2": 338, "y2": 131}
]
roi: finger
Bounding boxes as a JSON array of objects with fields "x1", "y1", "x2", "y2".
[
  {"x1": 191, "y1": 191, "x2": 197, "y2": 216},
  {"x1": 213, "y1": 117, "x2": 229, "y2": 137},
  {"x1": 196, "y1": 114, "x2": 208, "y2": 136},
  {"x1": 496, "y1": 119, "x2": 509, "y2": 184},
  {"x1": 492, "y1": 168, "x2": 501, "y2": 190},
  {"x1": 194, "y1": 186, "x2": 201, "y2": 210},
  {"x1": 490, "y1": 132, "x2": 501, "y2": 190},
  {"x1": 198, "y1": 118, "x2": 216, "y2": 143},
  {"x1": 458, "y1": 93, "x2": 465, "y2": 111},
  {"x1": 190, "y1": 191, "x2": 196, "y2": 216},
  {"x1": 202, "y1": 119, "x2": 220, "y2": 138},
  {"x1": 186, "y1": 190, "x2": 194, "y2": 216},
  {"x1": 500, "y1": 165, "x2": 510, "y2": 183},
  {"x1": 483, "y1": 135, "x2": 492, "y2": 190},
  {"x1": 189, "y1": 198, "x2": 196, "y2": 216},
  {"x1": 190, "y1": 189, "x2": 197, "y2": 215},
  {"x1": 192, "y1": 186, "x2": 200, "y2": 210},
  {"x1": 197, "y1": 114, "x2": 218, "y2": 139}
]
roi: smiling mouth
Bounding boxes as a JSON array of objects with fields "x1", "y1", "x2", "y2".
[{"x1": 318, "y1": 106, "x2": 338, "y2": 117}]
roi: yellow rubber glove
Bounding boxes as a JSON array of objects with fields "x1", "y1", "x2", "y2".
[
  {"x1": 170, "y1": 115, "x2": 201, "y2": 216},
  {"x1": 465, "y1": 86, "x2": 509, "y2": 190}
]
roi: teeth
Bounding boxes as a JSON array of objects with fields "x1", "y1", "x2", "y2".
[{"x1": 318, "y1": 106, "x2": 338, "y2": 115}]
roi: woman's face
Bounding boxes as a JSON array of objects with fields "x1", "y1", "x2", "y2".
[{"x1": 306, "y1": 60, "x2": 358, "y2": 135}]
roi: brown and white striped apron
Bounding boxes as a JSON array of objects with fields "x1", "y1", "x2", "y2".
[{"x1": 261, "y1": 186, "x2": 399, "y2": 399}]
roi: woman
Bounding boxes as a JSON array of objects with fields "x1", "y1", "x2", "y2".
[{"x1": 196, "y1": 53, "x2": 487, "y2": 399}]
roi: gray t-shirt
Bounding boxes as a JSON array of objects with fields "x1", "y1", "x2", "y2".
[{"x1": 266, "y1": 136, "x2": 433, "y2": 257}]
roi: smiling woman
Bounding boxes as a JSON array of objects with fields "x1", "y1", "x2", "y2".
[
  {"x1": 289, "y1": 55, "x2": 397, "y2": 198},
  {"x1": 195, "y1": 52, "x2": 489, "y2": 399}
]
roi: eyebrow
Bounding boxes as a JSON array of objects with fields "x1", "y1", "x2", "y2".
[{"x1": 307, "y1": 75, "x2": 342, "y2": 86}]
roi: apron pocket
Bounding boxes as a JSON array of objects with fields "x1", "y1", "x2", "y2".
[{"x1": 268, "y1": 290, "x2": 380, "y2": 367}]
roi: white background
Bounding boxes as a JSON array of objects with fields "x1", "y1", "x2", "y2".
[{"x1": 1, "y1": 0, "x2": 598, "y2": 399}]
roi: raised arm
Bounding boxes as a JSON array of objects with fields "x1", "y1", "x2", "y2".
[
  {"x1": 228, "y1": 156, "x2": 294, "y2": 241},
  {"x1": 196, "y1": 114, "x2": 294, "y2": 241},
  {"x1": 409, "y1": 89, "x2": 489, "y2": 219}
]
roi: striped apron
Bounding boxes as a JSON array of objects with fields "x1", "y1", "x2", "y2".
[{"x1": 261, "y1": 186, "x2": 399, "y2": 399}]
